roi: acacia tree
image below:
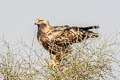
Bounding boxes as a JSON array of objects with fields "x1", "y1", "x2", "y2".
[
  {"x1": 0, "y1": 35, "x2": 120, "y2": 80},
  {"x1": 42, "y1": 35, "x2": 120, "y2": 80}
]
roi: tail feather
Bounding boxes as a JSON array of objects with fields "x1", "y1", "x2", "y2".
[
  {"x1": 89, "y1": 33, "x2": 99, "y2": 38},
  {"x1": 80, "y1": 26, "x2": 99, "y2": 31},
  {"x1": 76, "y1": 30, "x2": 99, "y2": 42}
]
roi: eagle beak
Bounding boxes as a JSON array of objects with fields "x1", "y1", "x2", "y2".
[{"x1": 35, "y1": 22, "x2": 38, "y2": 25}]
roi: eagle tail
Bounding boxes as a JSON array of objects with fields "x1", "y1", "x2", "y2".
[
  {"x1": 74, "y1": 26, "x2": 99, "y2": 42},
  {"x1": 80, "y1": 31, "x2": 99, "y2": 41},
  {"x1": 80, "y1": 26, "x2": 99, "y2": 31},
  {"x1": 88, "y1": 32, "x2": 99, "y2": 38}
]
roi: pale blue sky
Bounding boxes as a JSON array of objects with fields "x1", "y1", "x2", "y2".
[{"x1": 0, "y1": 0, "x2": 120, "y2": 45}]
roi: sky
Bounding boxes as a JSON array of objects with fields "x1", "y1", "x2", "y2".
[{"x1": 0, "y1": 0, "x2": 120, "y2": 45}]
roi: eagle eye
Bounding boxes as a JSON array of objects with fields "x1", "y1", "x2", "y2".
[{"x1": 41, "y1": 23, "x2": 46, "y2": 27}]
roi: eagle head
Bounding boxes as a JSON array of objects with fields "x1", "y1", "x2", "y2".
[
  {"x1": 35, "y1": 18, "x2": 49, "y2": 27},
  {"x1": 35, "y1": 18, "x2": 52, "y2": 33}
]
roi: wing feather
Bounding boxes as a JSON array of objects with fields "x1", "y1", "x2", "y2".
[{"x1": 48, "y1": 26, "x2": 99, "y2": 47}]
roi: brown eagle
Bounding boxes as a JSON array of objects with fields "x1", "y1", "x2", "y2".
[{"x1": 35, "y1": 18, "x2": 99, "y2": 66}]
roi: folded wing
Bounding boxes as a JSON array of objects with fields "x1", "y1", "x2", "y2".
[{"x1": 48, "y1": 26, "x2": 99, "y2": 48}]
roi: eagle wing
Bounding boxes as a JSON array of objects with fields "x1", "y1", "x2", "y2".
[
  {"x1": 48, "y1": 26, "x2": 99, "y2": 47},
  {"x1": 47, "y1": 25, "x2": 70, "y2": 40}
]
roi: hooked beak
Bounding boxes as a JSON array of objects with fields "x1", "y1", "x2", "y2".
[{"x1": 34, "y1": 22, "x2": 37, "y2": 25}]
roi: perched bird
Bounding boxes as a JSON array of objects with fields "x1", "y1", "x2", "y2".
[{"x1": 35, "y1": 18, "x2": 99, "y2": 66}]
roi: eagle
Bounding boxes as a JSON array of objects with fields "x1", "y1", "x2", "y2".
[{"x1": 35, "y1": 18, "x2": 99, "y2": 66}]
